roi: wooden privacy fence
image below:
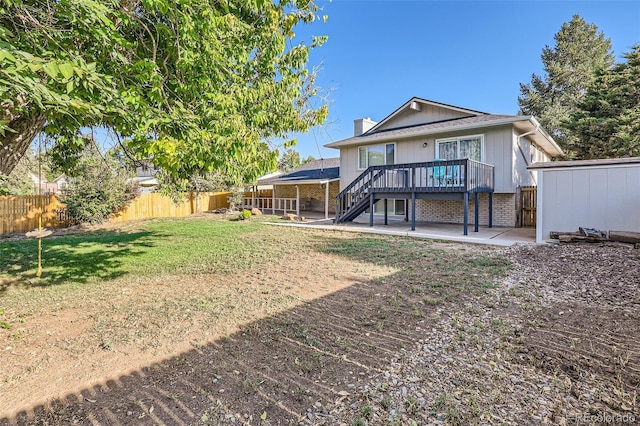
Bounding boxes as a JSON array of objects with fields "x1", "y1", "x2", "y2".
[
  {"x1": 0, "y1": 192, "x2": 231, "y2": 235},
  {"x1": 110, "y1": 191, "x2": 231, "y2": 222},
  {"x1": 520, "y1": 186, "x2": 537, "y2": 227},
  {"x1": 0, "y1": 195, "x2": 68, "y2": 235}
]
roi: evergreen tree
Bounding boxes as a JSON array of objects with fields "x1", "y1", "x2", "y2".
[
  {"x1": 518, "y1": 15, "x2": 614, "y2": 156},
  {"x1": 567, "y1": 45, "x2": 640, "y2": 159}
]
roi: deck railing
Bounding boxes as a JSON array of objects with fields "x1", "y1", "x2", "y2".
[
  {"x1": 336, "y1": 159, "x2": 494, "y2": 221},
  {"x1": 242, "y1": 197, "x2": 298, "y2": 214}
]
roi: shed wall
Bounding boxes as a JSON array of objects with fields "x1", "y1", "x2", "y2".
[{"x1": 537, "y1": 164, "x2": 640, "y2": 242}]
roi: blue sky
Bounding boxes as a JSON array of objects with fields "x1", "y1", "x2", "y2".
[{"x1": 293, "y1": 0, "x2": 640, "y2": 160}]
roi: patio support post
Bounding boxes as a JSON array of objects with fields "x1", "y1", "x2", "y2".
[
  {"x1": 474, "y1": 192, "x2": 479, "y2": 232},
  {"x1": 324, "y1": 182, "x2": 329, "y2": 219},
  {"x1": 463, "y1": 192, "x2": 469, "y2": 235},
  {"x1": 295, "y1": 185, "x2": 299, "y2": 216},
  {"x1": 488, "y1": 192, "x2": 493, "y2": 228},
  {"x1": 384, "y1": 199, "x2": 388, "y2": 225},
  {"x1": 252, "y1": 186, "x2": 256, "y2": 209},
  {"x1": 411, "y1": 192, "x2": 416, "y2": 231},
  {"x1": 272, "y1": 189, "x2": 276, "y2": 214},
  {"x1": 369, "y1": 193, "x2": 374, "y2": 227}
]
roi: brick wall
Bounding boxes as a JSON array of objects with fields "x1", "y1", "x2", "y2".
[
  {"x1": 414, "y1": 193, "x2": 516, "y2": 227},
  {"x1": 274, "y1": 181, "x2": 340, "y2": 213}
]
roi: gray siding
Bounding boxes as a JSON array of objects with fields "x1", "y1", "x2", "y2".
[
  {"x1": 512, "y1": 131, "x2": 551, "y2": 188},
  {"x1": 537, "y1": 164, "x2": 640, "y2": 242},
  {"x1": 338, "y1": 124, "x2": 517, "y2": 193},
  {"x1": 375, "y1": 104, "x2": 473, "y2": 131}
]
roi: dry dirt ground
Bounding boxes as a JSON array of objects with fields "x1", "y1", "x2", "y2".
[{"x1": 0, "y1": 225, "x2": 638, "y2": 425}]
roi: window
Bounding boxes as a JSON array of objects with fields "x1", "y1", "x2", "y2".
[
  {"x1": 436, "y1": 135, "x2": 483, "y2": 161},
  {"x1": 358, "y1": 143, "x2": 395, "y2": 169},
  {"x1": 373, "y1": 199, "x2": 406, "y2": 216}
]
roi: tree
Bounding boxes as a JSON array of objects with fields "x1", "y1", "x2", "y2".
[
  {"x1": 277, "y1": 148, "x2": 315, "y2": 173},
  {"x1": 0, "y1": 148, "x2": 39, "y2": 195},
  {"x1": 567, "y1": 45, "x2": 640, "y2": 159},
  {"x1": 1, "y1": 1, "x2": 328, "y2": 185},
  {"x1": 518, "y1": 15, "x2": 614, "y2": 156}
]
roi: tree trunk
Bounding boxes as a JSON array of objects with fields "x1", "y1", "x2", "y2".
[{"x1": 0, "y1": 113, "x2": 46, "y2": 176}]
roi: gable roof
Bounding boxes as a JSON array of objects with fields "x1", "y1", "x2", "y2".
[
  {"x1": 258, "y1": 158, "x2": 340, "y2": 186},
  {"x1": 325, "y1": 111, "x2": 563, "y2": 157},
  {"x1": 367, "y1": 96, "x2": 487, "y2": 133}
]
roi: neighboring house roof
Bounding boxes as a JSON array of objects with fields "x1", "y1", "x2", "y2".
[
  {"x1": 326, "y1": 112, "x2": 563, "y2": 157},
  {"x1": 367, "y1": 96, "x2": 487, "y2": 133},
  {"x1": 529, "y1": 156, "x2": 640, "y2": 170},
  {"x1": 260, "y1": 158, "x2": 340, "y2": 186}
]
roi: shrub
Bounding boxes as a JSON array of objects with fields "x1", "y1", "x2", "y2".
[
  {"x1": 62, "y1": 155, "x2": 137, "y2": 225},
  {"x1": 238, "y1": 209, "x2": 251, "y2": 220}
]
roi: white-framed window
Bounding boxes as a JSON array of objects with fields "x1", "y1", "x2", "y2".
[
  {"x1": 435, "y1": 135, "x2": 483, "y2": 162},
  {"x1": 358, "y1": 143, "x2": 395, "y2": 170}
]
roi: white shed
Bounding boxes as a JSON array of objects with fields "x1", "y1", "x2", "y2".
[{"x1": 529, "y1": 157, "x2": 640, "y2": 243}]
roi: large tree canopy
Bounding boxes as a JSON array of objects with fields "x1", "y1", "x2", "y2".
[
  {"x1": 0, "y1": 0, "x2": 328, "y2": 182},
  {"x1": 518, "y1": 14, "x2": 614, "y2": 157},
  {"x1": 567, "y1": 45, "x2": 640, "y2": 159}
]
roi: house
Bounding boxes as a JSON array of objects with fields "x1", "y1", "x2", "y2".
[
  {"x1": 325, "y1": 97, "x2": 563, "y2": 234},
  {"x1": 130, "y1": 162, "x2": 160, "y2": 193},
  {"x1": 28, "y1": 172, "x2": 67, "y2": 194},
  {"x1": 245, "y1": 158, "x2": 340, "y2": 218}
]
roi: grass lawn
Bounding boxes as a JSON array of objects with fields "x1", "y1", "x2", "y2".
[{"x1": 0, "y1": 215, "x2": 512, "y2": 423}]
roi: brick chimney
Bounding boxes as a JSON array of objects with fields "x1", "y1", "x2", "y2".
[{"x1": 353, "y1": 117, "x2": 377, "y2": 136}]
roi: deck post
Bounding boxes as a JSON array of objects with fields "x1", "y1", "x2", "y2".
[
  {"x1": 463, "y1": 192, "x2": 469, "y2": 235},
  {"x1": 474, "y1": 192, "x2": 479, "y2": 232},
  {"x1": 384, "y1": 199, "x2": 388, "y2": 225},
  {"x1": 369, "y1": 193, "x2": 374, "y2": 227},
  {"x1": 252, "y1": 186, "x2": 256, "y2": 209},
  {"x1": 489, "y1": 192, "x2": 493, "y2": 228},
  {"x1": 411, "y1": 192, "x2": 416, "y2": 231},
  {"x1": 296, "y1": 185, "x2": 300, "y2": 216},
  {"x1": 404, "y1": 199, "x2": 409, "y2": 222},
  {"x1": 324, "y1": 182, "x2": 329, "y2": 219}
]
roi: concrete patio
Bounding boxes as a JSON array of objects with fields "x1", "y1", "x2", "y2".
[{"x1": 269, "y1": 213, "x2": 536, "y2": 246}]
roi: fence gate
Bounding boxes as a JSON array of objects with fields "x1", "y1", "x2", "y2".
[{"x1": 520, "y1": 186, "x2": 537, "y2": 227}]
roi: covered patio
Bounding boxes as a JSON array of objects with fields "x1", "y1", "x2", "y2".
[{"x1": 244, "y1": 158, "x2": 340, "y2": 219}]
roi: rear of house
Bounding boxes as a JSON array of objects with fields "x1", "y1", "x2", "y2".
[{"x1": 325, "y1": 97, "x2": 563, "y2": 231}]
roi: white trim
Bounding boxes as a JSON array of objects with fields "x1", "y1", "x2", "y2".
[
  {"x1": 357, "y1": 142, "x2": 396, "y2": 171},
  {"x1": 435, "y1": 134, "x2": 485, "y2": 162}
]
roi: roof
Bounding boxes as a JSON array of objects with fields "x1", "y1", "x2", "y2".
[
  {"x1": 367, "y1": 97, "x2": 487, "y2": 133},
  {"x1": 529, "y1": 156, "x2": 640, "y2": 170},
  {"x1": 259, "y1": 158, "x2": 340, "y2": 185}
]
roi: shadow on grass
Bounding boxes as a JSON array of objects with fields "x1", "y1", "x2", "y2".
[
  {"x1": 0, "y1": 230, "x2": 158, "y2": 291},
  {"x1": 0, "y1": 234, "x2": 509, "y2": 425}
]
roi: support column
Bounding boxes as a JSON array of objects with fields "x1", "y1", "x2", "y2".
[
  {"x1": 405, "y1": 199, "x2": 409, "y2": 222},
  {"x1": 324, "y1": 182, "x2": 329, "y2": 219},
  {"x1": 252, "y1": 186, "x2": 256, "y2": 209},
  {"x1": 474, "y1": 192, "x2": 479, "y2": 232},
  {"x1": 384, "y1": 199, "x2": 388, "y2": 225},
  {"x1": 369, "y1": 193, "x2": 374, "y2": 227},
  {"x1": 489, "y1": 192, "x2": 493, "y2": 228},
  {"x1": 272, "y1": 188, "x2": 276, "y2": 214},
  {"x1": 411, "y1": 192, "x2": 416, "y2": 231},
  {"x1": 295, "y1": 185, "x2": 300, "y2": 216},
  {"x1": 463, "y1": 192, "x2": 469, "y2": 235}
]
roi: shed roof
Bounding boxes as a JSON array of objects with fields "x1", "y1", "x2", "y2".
[{"x1": 529, "y1": 157, "x2": 640, "y2": 170}]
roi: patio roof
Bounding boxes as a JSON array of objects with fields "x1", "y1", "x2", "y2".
[{"x1": 258, "y1": 158, "x2": 340, "y2": 186}]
